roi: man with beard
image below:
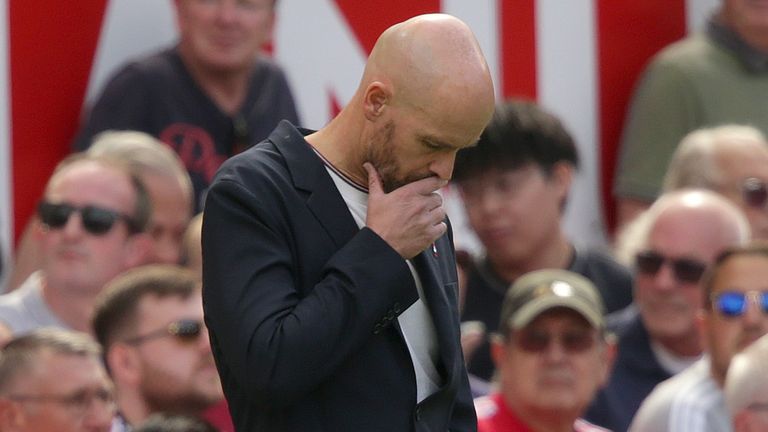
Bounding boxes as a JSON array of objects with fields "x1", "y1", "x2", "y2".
[
  {"x1": 92, "y1": 265, "x2": 224, "y2": 430},
  {"x1": 202, "y1": 13, "x2": 495, "y2": 432},
  {"x1": 630, "y1": 242, "x2": 768, "y2": 432}
]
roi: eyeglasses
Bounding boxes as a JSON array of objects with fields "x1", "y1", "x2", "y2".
[
  {"x1": 711, "y1": 291, "x2": 768, "y2": 317},
  {"x1": 9, "y1": 387, "x2": 116, "y2": 417},
  {"x1": 38, "y1": 201, "x2": 139, "y2": 235},
  {"x1": 123, "y1": 319, "x2": 203, "y2": 345},
  {"x1": 635, "y1": 250, "x2": 707, "y2": 284},
  {"x1": 742, "y1": 177, "x2": 768, "y2": 209},
  {"x1": 512, "y1": 328, "x2": 597, "y2": 354},
  {"x1": 747, "y1": 402, "x2": 768, "y2": 411}
]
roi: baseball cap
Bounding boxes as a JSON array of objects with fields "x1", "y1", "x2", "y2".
[{"x1": 499, "y1": 269, "x2": 605, "y2": 333}]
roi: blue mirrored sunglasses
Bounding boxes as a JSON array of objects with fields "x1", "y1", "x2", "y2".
[{"x1": 712, "y1": 291, "x2": 768, "y2": 317}]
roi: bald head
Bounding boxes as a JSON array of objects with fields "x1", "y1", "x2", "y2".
[{"x1": 362, "y1": 14, "x2": 495, "y2": 127}]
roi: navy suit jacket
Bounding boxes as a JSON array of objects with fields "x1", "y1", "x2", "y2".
[{"x1": 202, "y1": 121, "x2": 476, "y2": 431}]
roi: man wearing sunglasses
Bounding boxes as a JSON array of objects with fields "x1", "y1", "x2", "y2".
[
  {"x1": 585, "y1": 189, "x2": 750, "y2": 431},
  {"x1": 630, "y1": 243, "x2": 768, "y2": 432},
  {"x1": 663, "y1": 124, "x2": 768, "y2": 241},
  {"x1": 475, "y1": 269, "x2": 613, "y2": 432},
  {"x1": 0, "y1": 328, "x2": 116, "y2": 432},
  {"x1": 92, "y1": 265, "x2": 224, "y2": 430},
  {"x1": 0, "y1": 154, "x2": 152, "y2": 335}
]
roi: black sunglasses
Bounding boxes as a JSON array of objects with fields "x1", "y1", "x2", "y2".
[
  {"x1": 635, "y1": 250, "x2": 707, "y2": 284},
  {"x1": 742, "y1": 177, "x2": 768, "y2": 209},
  {"x1": 123, "y1": 319, "x2": 203, "y2": 345},
  {"x1": 712, "y1": 291, "x2": 768, "y2": 318},
  {"x1": 38, "y1": 201, "x2": 139, "y2": 236},
  {"x1": 513, "y1": 328, "x2": 597, "y2": 354}
]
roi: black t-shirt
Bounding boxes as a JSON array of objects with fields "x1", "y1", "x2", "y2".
[{"x1": 73, "y1": 46, "x2": 300, "y2": 210}]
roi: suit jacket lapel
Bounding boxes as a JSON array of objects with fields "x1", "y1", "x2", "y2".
[
  {"x1": 412, "y1": 248, "x2": 458, "y2": 382},
  {"x1": 271, "y1": 121, "x2": 359, "y2": 248}
]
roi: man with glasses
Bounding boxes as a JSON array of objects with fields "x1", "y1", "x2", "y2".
[
  {"x1": 92, "y1": 264, "x2": 223, "y2": 430},
  {"x1": 725, "y1": 333, "x2": 768, "y2": 431},
  {"x1": 474, "y1": 269, "x2": 613, "y2": 432},
  {"x1": 0, "y1": 327, "x2": 115, "y2": 432},
  {"x1": 630, "y1": 242, "x2": 768, "y2": 432},
  {"x1": 0, "y1": 154, "x2": 152, "y2": 334},
  {"x1": 585, "y1": 189, "x2": 750, "y2": 431},
  {"x1": 663, "y1": 124, "x2": 768, "y2": 240}
]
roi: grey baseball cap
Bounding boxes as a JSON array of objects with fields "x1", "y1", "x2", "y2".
[{"x1": 499, "y1": 269, "x2": 605, "y2": 332}]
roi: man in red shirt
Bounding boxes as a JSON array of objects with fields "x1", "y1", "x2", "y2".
[{"x1": 475, "y1": 269, "x2": 613, "y2": 432}]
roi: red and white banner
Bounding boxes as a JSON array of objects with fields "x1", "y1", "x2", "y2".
[{"x1": 0, "y1": 0, "x2": 719, "y2": 266}]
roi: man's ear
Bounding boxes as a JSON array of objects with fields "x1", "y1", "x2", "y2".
[
  {"x1": 124, "y1": 233, "x2": 154, "y2": 268},
  {"x1": 0, "y1": 398, "x2": 25, "y2": 431},
  {"x1": 550, "y1": 162, "x2": 574, "y2": 197},
  {"x1": 598, "y1": 333, "x2": 618, "y2": 388},
  {"x1": 107, "y1": 343, "x2": 142, "y2": 387},
  {"x1": 363, "y1": 82, "x2": 389, "y2": 121},
  {"x1": 489, "y1": 333, "x2": 508, "y2": 370}
]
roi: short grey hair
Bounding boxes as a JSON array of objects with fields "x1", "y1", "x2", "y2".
[
  {"x1": 88, "y1": 130, "x2": 193, "y2": 206},
  {"x1": 0, "y1": 328, "x2": 102, "y2": 395},
  {"x1": 663, "y1": 125, "x2": 767, "y2": 192}
]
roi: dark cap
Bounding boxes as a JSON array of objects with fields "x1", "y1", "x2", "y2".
[{"x1": 500, "y1": 269, "x2": 605, "y2": 333}]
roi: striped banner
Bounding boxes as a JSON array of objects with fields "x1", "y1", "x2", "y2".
[{"x1": 0, "y1": 0, "x2": 717, "y2": 265}]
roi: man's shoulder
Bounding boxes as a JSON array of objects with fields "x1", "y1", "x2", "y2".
[
  {"x1": 633, "y1": 359, "x2": 717, "y2": 428},
  {"x1": 647, "y1": 33, "x2": 726, "y2": 75},
  {"x1": 572, "y1": 247, "x2": 631, "y2": 281}
]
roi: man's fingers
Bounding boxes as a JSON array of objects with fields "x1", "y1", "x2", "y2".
[{"x1": 400, "y1": 175, "x2": 448, "y2": 195}]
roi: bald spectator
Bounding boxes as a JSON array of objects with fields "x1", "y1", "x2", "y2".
[
  {"x1": 585, "y1": 189, "x2": 750, "y2": 431},
  {"x1": 725, "y1": 333, "x2": 768, "y2": 432},
  {"x1": 0, "y1": 328, "x2": 115, "y2": 432},
  {"x1": 0, "y1": 155, "x2": 152, "y2": 334},
  {"x1": 92, "y1": 265, "x2": 224, "y2": 430},
  {"x1": 663, "y1": 124, "x2": 768, "y2": 240},
  {"x1": 74, "y1": 0, "x2": 299, "y2": 209},
  {"x1": 630, "y1": 242, "x2": 768, "y2": 431}
]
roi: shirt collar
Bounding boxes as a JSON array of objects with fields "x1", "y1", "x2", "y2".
[{"x1": 707, "y1": 13, "x2": 768, "y2": 73}]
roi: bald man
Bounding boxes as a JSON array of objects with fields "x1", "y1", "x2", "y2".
[{"x1": 202, "y1": 14, "x2": 495, "y2": 432}]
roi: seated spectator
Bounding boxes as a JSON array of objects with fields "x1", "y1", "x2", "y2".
[
  {"x1": 725, "y1": 333, "x2": 768, "y2": 431},
  {"x1": 134, "y1": 413, "x2": 217, "y2": 432},
  {"x1": 0, "y1": 327, "x2": 115, "y2": 432},
  {"x1": 663, "y1": 124, "x2": 768, "y2": 240},
  {"x1": 453, "y1": 99, "x2": 633, "y2": 381},
  {"x1": 474, "y1": 269, "x2": 613, "y2": 432},
  {"x1": 0, "y1": 154, "x2": 152, "y2": 333},
  {"x1": 89, "y1": 131, "x2": 194, "y2": 264},
  {"x1": 73, "y1": 0, "x2": 299, "y2": 209},
  {"x1": 630, "y1": 242, "x2": 768, "y2": 431},
  {"x1": 613, "y1": 0, "x2": 768, "y2": 227},
  {"x1": 585, "y1": 189, "x2": 750, "y2": 431},
  {"x1": 8, "y1": 131, "x2": 193, "y2": 291},
  {"x1": 92, "y1": 265, "x2": 225, "y2": 430}
]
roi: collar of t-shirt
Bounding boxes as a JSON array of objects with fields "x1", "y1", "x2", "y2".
[
  {"x1": 708, "y1": 14, "x2": 768, "y2": 73},
  {"x1": 650, "y1": 339, "x2": 702, "y2": 375}
]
